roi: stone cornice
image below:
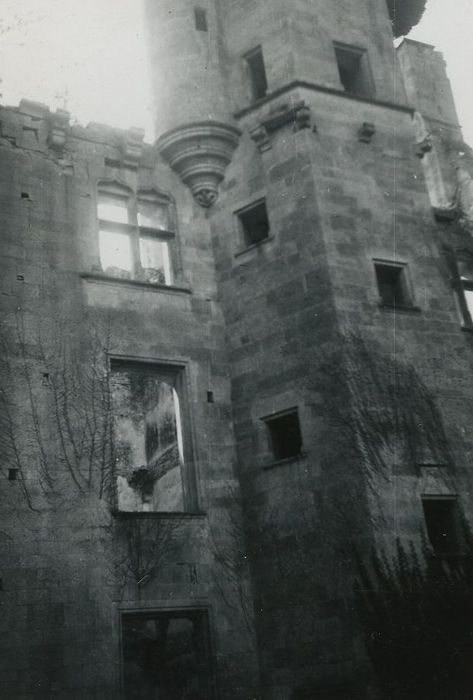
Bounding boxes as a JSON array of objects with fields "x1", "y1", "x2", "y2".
[{"x1": 234, "y1": 81, "x2": 414, "y2": 121}]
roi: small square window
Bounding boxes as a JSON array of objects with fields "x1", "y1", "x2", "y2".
[
  {"x1": 194, "y1": 7, "x2": 208, "y2": 31},
  {"x1": 334, "y1": 43, "x2": 373, "y2": 97},
  {"x1": 237, "y1": 199, "x2": 270, "y2": 248},
  {"x1": 422, "y1": 498, "x2": 463, "y2": 554},
  {"x1": 374, "y1": 261, "x2": 412, "y2": 308},
  {"x1": 264, "y1": 409, "x2": 303, "y2": 461},
  {"x1": 245, "y1": 47, "x2": 268, "y2": 101}
]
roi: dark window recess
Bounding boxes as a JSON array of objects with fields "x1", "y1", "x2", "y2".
[
  {"x1": 21, "y1": 192, "x2": 30, "y2": 199},
  {"x1": 422, "y1": 498, "x2": 463, "y2": 554},
  {"x1": 194, "y1": 7, "x2": 208, "y2": 31},
  {"x1": 246, "y1": 47, "x2": 268, "y2": 101},
  {"x1": 8, "y1": 469, "x2": 18, "y2": 481},
  {"x1": 375, "y1": 262, "x2": 411, "y2": 307},
  {"x1": 334, "y1": 44, "x2": 373, "y2": 97},
  {"x1": 238, "y1": 200, "x2": 270, "y2": 247},
  {"x1": 266, "y1": 410, "x2": 303, "y2": 461},
  {"x1": 207, "y1": 391, "x2": 214, "y2": 403},
  {"x1": 121, "y1": 610, "x2": 212, "y2": 700}
]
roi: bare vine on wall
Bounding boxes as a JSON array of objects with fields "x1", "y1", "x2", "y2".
[
  {"x1": 304, "y1": 332, "x2": 460, "y2": 506},
  {"x1": 209, "y1": 484, "x2": 257, "y2": 644},
  {"x1": 113, "y1": 516, "x2": 183, "y2": 591},
  {"x1": 0, "y1": 313, "x2": 115, "y2": 508}
]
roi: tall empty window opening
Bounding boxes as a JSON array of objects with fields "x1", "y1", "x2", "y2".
[
  {"x1": 374, "y1": 261, "x2": 412, "y2": 308},
  {"x1": 237, "y1": 199, "x2": 270, "y2": 247},
  {"x1": 194, "y1": 7, "x2": 208, "y2": 31},
  {"x1": 245, "y1": 47, "x2": 268, "y2": 101},
  {"x1": 110, "y1": 361, "x2": 191, "y2": 513},
  {"x1": 455, "y1": 257, "x2": 473, "y2": 326},
  {"x1": 264, "y1": 409, "x2": 303, "y2": 461},
  {"x1": 334, "y1": 43, "x2": 373, "y2": 97},
  {"x1": 422, "y1": 497, "x2": 463, "y2": 554},
  {"x1": 122, "y1": 610, "x2": 212, "y2": 700}
]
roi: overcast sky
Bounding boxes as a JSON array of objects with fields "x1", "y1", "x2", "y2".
[{"x1": 0, "y1": 0, "x2": 472, "y2": 144}]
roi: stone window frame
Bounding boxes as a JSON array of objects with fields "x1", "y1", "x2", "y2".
[
  {"x1": 119, "y1": 605, "x2": 216, "y2": 699},
  {"x1": 96, "y1": 181, "x2": 179, "y2": 287},
  {"x1": 421, "y1": 495, "x2": 465, "y2": 556},
  {"x1": 243, "y1": 45, "x2": 268, "y2": 103},
  {"x1": 333, "y1": 41, "x2": 375, "y2": 98},
  {"x1": 109, "y1": 356, "x2": 200, "y2": 515},
  {"x1": 450, "y1": 249, "x2": 473, "y2": 329},
  {"x1": 234, "y1": 197, "x2": 271, "y2": 251},
  {"x1": 373, "y1": 258, "x2": 417, "y2": 310},
  {"x1": 261, "y1": 406, "x2": 304, "y2": 465},
  {"x1": 194, "y1": 6, "x2": 208, "y2": 32}
]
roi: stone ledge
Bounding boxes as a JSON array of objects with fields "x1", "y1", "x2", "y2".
[
  {"x1": 234, "y1": 80, "x2": 414, "y2": 120},
  {"x1": 80, "y1": 272, "x2": 192, "y2": 295},
  {"x1": 262, "y1": 452, "x2": 307, "y2": 471},
  {"x1": 378, "y1": 303, "x2": 422, "y2": 313},
  {"x1": 234, "y1": 236, "x2": 274, "y2": 259}
]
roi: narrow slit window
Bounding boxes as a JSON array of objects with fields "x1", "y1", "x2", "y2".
[
  {"x1": 237, "y1": 199, "x2": 270, "y2": 247},
  {"x1": 194, "y1": 7, "x2": 208, "y2": 31},
  {"x1": 265, "y1": 409, "x2": 303, "y2": 461},
  {"x1": 334, "y1": 43, "x2": 373, "y2": 97},
  {"x1": 374, "y1": 261, "x2": 412, "y2": 308},
  {"x1": 422, "y1": 498, "x2": 463, "y2": 554},
  {"x1": 245, "y1": 47, "x2": 268, "y2": 101}
]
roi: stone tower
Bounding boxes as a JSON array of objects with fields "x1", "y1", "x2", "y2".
[{"x1": 145, "y1": 0, "x2": 473, "y2": 697}]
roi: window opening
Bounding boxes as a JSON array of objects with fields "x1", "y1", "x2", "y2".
[
  {"x1": 237, "y1": 199, "x2": 270, "y2": 247},
  {"x1": 111, "y1": 361, "x2": 188, "y2": 512},
  {"x1": 97, "y1": 185, "x2": 174, "y2": 285},
  {"x1": 99, "y1": 230, "x2": 133, "y2": 276},
  {"x1": 422, "y1": 498, "x2": 463, "y2": 554},
  {"x1": 194, "y1": 7, "x2": 208, "y2": 32},
  {"x1": 265, "y1": 409, "x2": 303, "y2": 461},
  {"x1": 245, "y1": 47, "x2": 268, "y2": 101},
  {"x1": 121, "y1": 610, "x2": 212, "y2": 700},
  {"x1": 334, "y1": 43, "x2": 373, "y2": 97},
  {"x1": 139, "y1": 236, "x2": 172, "y2": 285},
  {"x1": 374, "y1": 261, "x2": 411, "y2": 308}
]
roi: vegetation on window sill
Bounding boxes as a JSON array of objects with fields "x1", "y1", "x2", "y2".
[
  {"x1": 80, "y1": 272, "x2": 192, "y2": 294},
  {"x1": 262, "y1": 452, "x2": 307, "y2": 471},
  {"x1": 235, "y1": 235, "x2": 274, "y2": 258},
  {"x1": 461, "y1": 324, "x2": 473, "y2": 334}
]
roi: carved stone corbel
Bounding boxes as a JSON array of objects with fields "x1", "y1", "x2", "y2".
[
  {"x1": 250, "y1": 124, "x2": 271, "y2": 152},
  {"x1": 157, "y1": 121, "x2": 241, "y2": 208},
  {"x1": 293, "y1": 101, "x2": 313, "y2": 131},
  {"x1": 358, "y1": 122, "x2": 376, "y2": 143},
  {"x1": 416, "y1": 134, "x2": 433, "y2": 158}
]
